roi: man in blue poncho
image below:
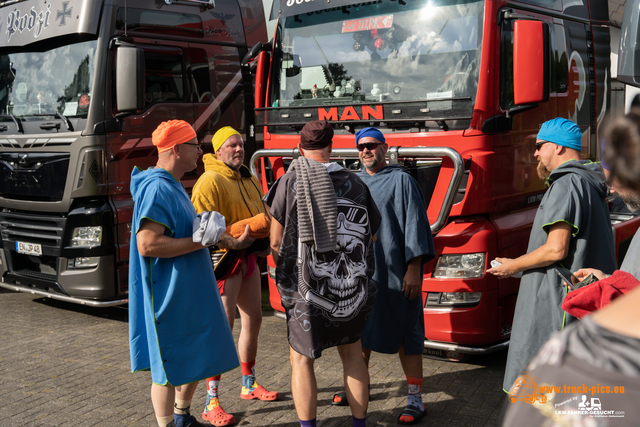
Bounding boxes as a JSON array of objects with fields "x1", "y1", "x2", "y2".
[
  {"x1": 129, "y1": 120, "x2": 252, "y2": 427},
  {"x1": 332, "y1": 127, "x2": 435, "y2": 425},
  {"x1": 488, "y1": 117, "x2": 616, "y2": 394}
]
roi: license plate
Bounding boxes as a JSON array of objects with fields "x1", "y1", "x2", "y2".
[{"x1": 16, "y1": 241, "x2": 42, "y2": 256}]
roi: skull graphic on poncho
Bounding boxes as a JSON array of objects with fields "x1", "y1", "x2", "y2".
[{"x1": 297, "y1": 198, "x2": 370, "y2": 321}]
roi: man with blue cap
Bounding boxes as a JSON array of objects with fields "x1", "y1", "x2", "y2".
[
  {"x1": 488, "y1": 117, "x2": 616, "y2": 393},
  {"x1": 331, "y1": 127, "x2": 435, "y2": 425}
]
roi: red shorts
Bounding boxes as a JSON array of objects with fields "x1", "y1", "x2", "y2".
[{"x1": 217, "y1": 252, "x2": 258, "y2": 295}]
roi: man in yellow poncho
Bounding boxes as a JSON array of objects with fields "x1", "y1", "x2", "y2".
[{"x1": 191, "y1": 127, "x2": 278, "y2": 426}]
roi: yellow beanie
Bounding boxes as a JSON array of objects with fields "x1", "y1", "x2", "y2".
[{"x1": 212, "y1": 126, "x2": 241, "y2": 153}]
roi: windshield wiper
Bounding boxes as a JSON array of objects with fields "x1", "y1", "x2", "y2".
[
  {"x1": 0, "y1": 114, "x2": 24, "y2": 133},
  {"x1": 56, "y1": 112, "x2": 74, "y2": 131},
  {"x1": 24, "y1": 112, "x2": 74, "y2": 132}
]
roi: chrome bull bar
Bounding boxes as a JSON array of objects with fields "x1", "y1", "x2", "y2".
[
  {"x1": 250, "y1": 146, "x2": 464, "y2": 234},
  {"x1": 0, "y1": 281, "x2": 128, "y2": 307}
]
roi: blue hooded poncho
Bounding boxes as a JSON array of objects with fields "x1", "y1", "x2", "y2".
[{"x1": 128, "y1": 167, "x2": 238, "y2": 385}]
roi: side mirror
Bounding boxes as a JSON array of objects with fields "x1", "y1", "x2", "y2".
[
  {"x1": 242, "y1": 41, "x2": 264, "y2": 66},
  {"x1": 513, "y1": 20, "x2": 549, "y2": 105},
  {"x1": 254, "y1": 51, "x2": 270, "y2": 109},
  {"x1": 618, "y1": 0, "x2": 640, "y2": 87},
  {"x1": 115, "y1": 46, "x2": 145, "y2": 112}
]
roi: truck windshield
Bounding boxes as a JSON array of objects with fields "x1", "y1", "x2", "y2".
[
  {"x1": 0, "y1": 39, "x2": 97, "y2": 120},
  {"x1": 273, "y1": 0, "x2": 483, "y2": 111}
]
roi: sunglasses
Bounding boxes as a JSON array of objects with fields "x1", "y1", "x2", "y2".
[
  {"x1": 183, "y1": 142, "x2": 203, "y2": 150},
  {"x1": 357, "y1": 142, "x2": 383, "y2": 151},
  {"x1": 534, "y1": 141, "x2": 548, "y2": 150}
]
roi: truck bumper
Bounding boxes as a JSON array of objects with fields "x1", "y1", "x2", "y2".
[
  {"x1": 0, "y1": 281, "x2": 127, "y2": 307},
  {"x1": 423, "y1": 338, "x2": 509, "y2": 354},
  {"x1": 0, "y1": 250, "x2": 126, "y2": 306}
]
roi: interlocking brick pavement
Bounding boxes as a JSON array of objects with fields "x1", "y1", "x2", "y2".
[{"x1": 0, "y1": 288, "x2": 507, "y2": 426}]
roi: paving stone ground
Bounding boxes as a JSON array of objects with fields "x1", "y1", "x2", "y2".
[{"x1": 0, "y1": 288, "x2": 508, "y2": 426}]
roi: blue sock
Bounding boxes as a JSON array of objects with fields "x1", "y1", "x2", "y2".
[
  {"x1": 353, "y1": 415, "x2": 366, "y2": 427},
  {"x1": 174, "y1": 413, "x2": 193, "y2": 427},
  {"x1": 300, "y1": 419, "x2": 317, "y2": 427}
]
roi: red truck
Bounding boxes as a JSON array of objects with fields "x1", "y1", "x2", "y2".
[
  {"x1": 0, "y1": 0, "x2": 267, "y2": 306},
  {"x1": 247, "y1": 0, "x2": 640, "y2": 359}
]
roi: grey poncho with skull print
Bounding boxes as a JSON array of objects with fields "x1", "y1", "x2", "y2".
[{"x1": 264, "y1": 163, "x2": 381, "y2": 359}]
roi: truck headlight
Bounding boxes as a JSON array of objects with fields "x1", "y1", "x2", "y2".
[
  {"x1": 432, "y1": 253, "x2": 486, "y2": 278},
  {"x1": 70, "y1": 226, "x2": 102, "y2": 248},
  {"x1": 425, "y1": 291, "x2": 482, "y2": 307},
  {"x1": 72, "y1": 256, "x2": 100, "y2": 268},
  {"x1": 439, "y1": 292, "x2": 481, "y2": 305}
]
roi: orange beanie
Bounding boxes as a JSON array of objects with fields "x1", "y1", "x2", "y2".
[{"x1": 152, "y1": 120, "x2": 197, "y2": 153}]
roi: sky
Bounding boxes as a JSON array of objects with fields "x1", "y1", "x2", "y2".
[{"x1": 262, "y1": 0, "x2": 276, "y2": 35}]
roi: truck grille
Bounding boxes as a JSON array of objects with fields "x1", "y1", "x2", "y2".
[
  {"x1": 501, "y1": 324, "x2": 512, "y2": 337},
  {"x1": 0, "y1": 153, "x2": 69, "y2": 202},
  {"x1": 12, "y1": 269, "x2": 57, "y2": 282},
  {"x1": 0, "y1": 211, "x2": 66, "y2": 290},
  {"x1": 0, "y1": 211, "x2": 66, "y2": 256}
]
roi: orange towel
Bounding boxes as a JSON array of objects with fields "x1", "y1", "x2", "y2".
[{"x1": 226, "y1": 213, "x2": 271, "y2": 239}]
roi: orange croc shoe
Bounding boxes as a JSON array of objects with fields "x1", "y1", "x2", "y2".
[
  {"x1": 202, "y1": 403, "x2": 235, "y2": 426},
  {"x1": 240, "y1": 384, "x2": 280, "y2": 401}
]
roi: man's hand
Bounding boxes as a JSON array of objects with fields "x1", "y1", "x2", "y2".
[
  {"x1": 217, "y1": 225, "x2": 255, "y2": 250},
  {"x1": 488, "y1": 222, "x2": 572, "y2": 279},
  {"x1": 487, "y1": 257, "x2": 520, "y2": 278},
  {"x1": 574, "y1": 268, "x2": 610, "y2": 281},
  {"x1": 402, "y1": 258, "x2": 422, "y2": 300}
]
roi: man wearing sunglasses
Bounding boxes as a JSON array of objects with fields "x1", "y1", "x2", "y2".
[
  {"x1": 129, "y1": 120, "x2": 248, "y2": 427},
  {"x1": 331, "y1": 127, "x2": 435, "y2": 425},
  {"x1": 487, "y1": 117, "x2": 616, "y2": 395}
]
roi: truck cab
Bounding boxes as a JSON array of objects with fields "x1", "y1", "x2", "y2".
[
  {"x1": 0, "y1": 0, "x2": 266, "y2": 305},
  {"x1": 249, "y1": 0, "x2": 640, "y2": 357}
]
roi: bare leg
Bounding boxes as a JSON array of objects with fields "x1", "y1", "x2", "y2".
[
  {"x1": 235, "y1": 264, "x2": 262, "y2": 363},
  {"x1": 151, "y1": 383, "x2": 175, "y2": 417},
  {"x1": 398, "y1": 342, "x2": 422, "y2": 379},
  {"x1": 338, "y1": 340, "x2": 369, "y2": 419},
  {"x1": 362, "y1": 347, "x2": 371, "y2": 367},
  {"x1": 290, "y1": 347, "x2": 317, "y2": 420},
  {"x1": 175, "y1": 382, "x2": 199, "y2": 402},
  {"x1": 220, "y1": 271, "x2": 243, "y2": 330}
]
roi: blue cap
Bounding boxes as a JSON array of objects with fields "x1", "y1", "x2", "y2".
[
  {"x1": 536, "y1": 118, "x2": 582, "y2": 152},
  {"x1": 355, "y1": 127, "x2": 385, "y2": 146}
]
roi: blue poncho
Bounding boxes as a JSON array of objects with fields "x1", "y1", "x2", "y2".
[
  {"x1": 357, "y1": 165, "x2": 435, "y2": 354},
  {"x1": 128, "y1": 167, "x2": 238, "y2": 385}
]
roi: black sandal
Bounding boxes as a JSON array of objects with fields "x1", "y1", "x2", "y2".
[
  {"x1": 397, "y1": 405, "x2": 427, "y2": 425},
  {"x1": 331, "y1": 390, "x2": 349, "y2": 406}
]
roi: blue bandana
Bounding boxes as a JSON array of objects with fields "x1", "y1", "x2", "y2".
[
  {"x1": 536, "y1": 118, "x2": 582, "y2": 152},
  {"x1": 355, "y1": 127, "x2": 385, "y2": 146}
]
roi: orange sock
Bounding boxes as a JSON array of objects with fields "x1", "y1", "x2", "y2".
[{"x1": 398, "y1": 376, "x2": 425, "y2": 424}]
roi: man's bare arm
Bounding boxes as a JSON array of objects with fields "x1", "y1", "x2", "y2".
[
  {"x1": 487, "y1": 222, "x2": 572, "y2": 278},
  {"x1": 270, "y1": 218, "x2": 284, "y2": 264},
  {"x1": 136, "y1": 219, "x2": 204, "y2": 258},
  {"x1": 217, "y1": 225, "x2": 255, "y2": 250}
]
